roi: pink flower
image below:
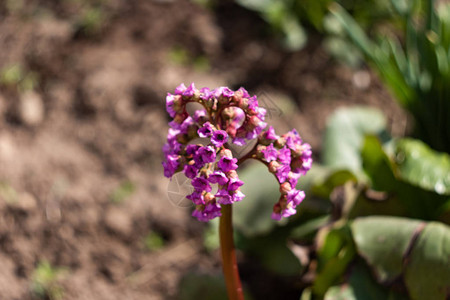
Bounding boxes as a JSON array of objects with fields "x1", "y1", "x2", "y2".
[
  {"x1": 162, "y1": 84, "x2": 312, "y2": 222},
  {"x1": 211, "y1": 130, "x2": 228, "y2": 147}
]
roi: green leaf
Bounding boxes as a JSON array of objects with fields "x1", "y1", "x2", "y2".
[
  {"x1": 394, "y1": 139, "x2": 450, "y2": 195},
  {"x1": 110, "y1": 180, "x2": 136, "y2": 204},
  {"x1": 329, "y1": 3, "x2": 375, "y2": 58},
  {"x1": 404, "y1": 222, "x2": 450, "y2": 300},
  {"x1": 143, "y1": 231, "x2": 165, "y2": 251},
  {"x1": 323, "y1": 107, "x2": 387, "y2": 175},
  {"x1": 314, "y1": 224, "x2": 356, "y2": 296},
  {"x1": 351, "y1": 216, "x2": 424, "y2": 282},
  {"x1": 361, "y1": 136, "x2": 450, "y2": 220},
  {"x1": 361, "y1": 135, "x2": 397, "y2": 191},
  {"x1": 324, "y1": 262, "x2": 390, "y2": 300},
  {"x1": 312, "y1": 170, "x2": 358, "y2": 199}
]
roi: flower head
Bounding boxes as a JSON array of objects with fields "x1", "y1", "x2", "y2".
[{"x1": 162, "y1": 84, "x2": 312, "y2": 222}]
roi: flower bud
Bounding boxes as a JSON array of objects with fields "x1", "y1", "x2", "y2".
[
  {"x1": 231, "y1": 92, "x2": 242, "y2": 104},
  {"x1": 204, "y1": 192, "x2": 215, "y2": 203},
  {"x1": 275, "y1": 137, "x2": 287, "y2": 148},
  {"x1": 226, "y1": 125, "x2": 237, "y2": 137},
  {"x1": 256, "y1": 145, "x2": 266, "y2": 159},
  {"x1": 269, "y1": 161, "x2": 280, "y2": 173},
  {"x1": 220, "y1": 148, "x2": 233, "y2": 158},
  {"x1": 173, "y1": 113, "x2": 187, "y2": 124},
  {"x1": 248, "y1": 116, "x2": 262, "y2": 129},
  {"x1": 238, "y1": 97, "x2": 249, "y2": 110},
  {"x1": 279, "y1": 182, "x2": 292, "y2": 195},
  {"x1": 192, "y1": 90, "x2": 201, "y2": 102},
  {"x1": 227, "y1": 170, "x2": 238, "y2": 179},
  {"x1": 173, "y1": 95, "x2": 184, "y2": 113},
  {"x1": 221, "y1": 107, "x2": 235, "y2": 120}
]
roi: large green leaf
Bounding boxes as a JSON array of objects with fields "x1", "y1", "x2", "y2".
[
  {"x1": 351, "y1": 216, "x2": 424, "y2": 282},
  {"x1": 323, "y1": 107, "x2": 387, "y2": 174},
  {"x1": 324, "y1": 262, "x2": 390, "y2": 300},
  {"x1": 361, "y1": 136, "x2": 450, "y2": 221},
  {"x1": 350, "y1": 216, "x2": 450, "y2": 299},
  {"x1": 404, "y1": 222, "x2": 450, "y2": 300},
  {"x1": 394, "y1": 138, "x2": 450, "y2": 195}
]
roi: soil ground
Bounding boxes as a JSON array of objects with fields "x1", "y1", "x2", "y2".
[{"x1": 0, "y1": 1, "x2": 405, "y2": 299}]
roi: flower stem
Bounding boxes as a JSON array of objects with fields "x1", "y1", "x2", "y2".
[{"x1": 219, "y1": 204, "x2": 244, "y2": 300}]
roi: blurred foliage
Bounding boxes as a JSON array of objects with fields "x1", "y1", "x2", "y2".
[
  {"x1": 168, "y1": 46, "x2": 210, "y2": 72},
  {"x1": 109, "y1": 180, "x2": 136, "y2": 204},
  {"x1": 0, "y1": 64, "x2": 39, "y2": 92},
  {"x1": 31, "y1": 261, "x2": 66, "y2": 300},
  {"x1": 222, "y1": 106, "x2": 450, "y2": 299},
  {"x1": 75, "y1": 6, "x2": 106, "y2": 36},
  {"x1": 177, "y1": 273, "x2": 253, "y2": 300},
  {"x1": 143, "y1": 231, "x2": 165, "y2": 252},
  {"x1": 330, "y1": 0, "x2": 450, "y2": 153},
  {"x1": 178, "y1": 273, "x2": 229, "y2": 300},
  {"x1": 234, "y1": 0, "x2": 395, "y2": 58},
  {"x1": 322, "y1": 106, "x2": 387, "y2": 175},
  {"x1": 0, "y1": 181, "x2": 18, "y2": 203}
]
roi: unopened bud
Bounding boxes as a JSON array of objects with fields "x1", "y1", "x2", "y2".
[
  {"x1": 279, "y1": 182, "x2": 292, "y2": 194},
  {"x1": 226, "y1": 125, "x2": 237, "y2": 137},
  {"x1": 256, "y1": 145, "x2": 266, "y2": 158},
  {"x1": 220, "y1": 148, "x2": 233, "y2": 158},
  {"x1": 222, "y1": 107, "x2": 235, "y2": 120},
  {"x1": 227, "y1": 170, "x2": 238, "y2": 179},
  {"x1": 173, "y1": 95, "x2": 184, "y2": 113},
  {"x1": 269, "y1": 161, "x2": 280, "y2": 173},
  {"x1": 249, "y1": 116, "x2": 261, "y2": 128},
  {"x1": 238, "y1": 97, "x2": 249, "y2": 110},
  {"x1": 231, "y1": 92, "x2": 242, "y2": 104},
  {"x1": 204, "y1": 192, "x2": 215, "y2": 203},
  {"x1": 192, "y1": 91, "x2": 201, "y2": 101},
  {"x1": 173, "y1": 113, "x2": 186, "y2": 124},
  {"x1": 275, "y1": 137, "x2": 286, "y2": 148}
]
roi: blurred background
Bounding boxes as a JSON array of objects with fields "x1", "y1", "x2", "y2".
[{"x1": 0, "y1": 0, "x2": 449, "y2": 299}]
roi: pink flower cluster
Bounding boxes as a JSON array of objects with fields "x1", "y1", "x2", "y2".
[
  {"x1": 257, "y1": 128, "x2": 312, "y2": 220},
  {"x1": 162, "y1": 83, "x2": 312, "y2": 221}
]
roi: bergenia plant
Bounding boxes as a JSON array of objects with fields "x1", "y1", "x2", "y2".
[{"x1": 162, "y1": 83, "x2": 312, "y2": 299}]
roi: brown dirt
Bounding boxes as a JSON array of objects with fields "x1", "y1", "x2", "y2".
[{"x1": 0, "y1": 1, "x2": 406, "y2": 299}]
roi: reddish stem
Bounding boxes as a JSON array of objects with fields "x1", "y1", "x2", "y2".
[{"x1": 219, "y1": 204, "x2": 244, "y2": 300}]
